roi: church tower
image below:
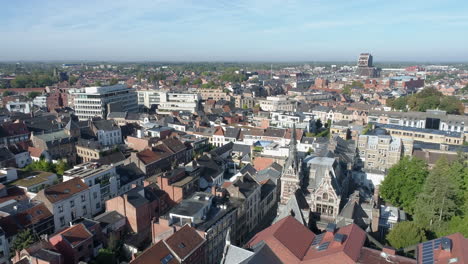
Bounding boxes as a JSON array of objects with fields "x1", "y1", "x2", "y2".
[{"x1": 280, "y1": 124, "x2": 302, "y2": 204}]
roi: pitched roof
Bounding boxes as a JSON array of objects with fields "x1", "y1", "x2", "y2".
[
  {"x1": 164, "y1": 224, "x2": 206, "y2": 260},
  {"x1": 131, "y1": 224, "x2": 205, "y2": 264},
  {"x1": 417, "y1": 233, "x2": 468, "y2": 264},
  {"x1": 36, "y1": 178, "x2": 89, "y2": 204},
  {"x1": 51, "y1": 223, "x2": 93, "y2": 248},
  {"x1": 28, "y1": 146, "x2": 45, "y2": 158},
  {"x1": 136, "y1": 149, "x2": 171, "y2": 164},
  {"x1": 253, "y1": 157, "x2": 275, "y2": 171},
  {"x1": 247, "y1": 216, "x2": 315, "y2": 261},
  {"x1": 214, "y1": 126, "x2": 225, "y2": 136},
  {"x1": 247, "y1": 216, "x2": 368, "y2": 264}
]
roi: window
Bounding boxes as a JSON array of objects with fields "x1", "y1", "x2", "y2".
[
  {"x1": 96, "y1": 202, "x2": 101, "y2": 209},
  {"x1": 60, "y1": 216, "x2": 65, "y2": 226},
  {"x1": 322, "y1": 193, "x2": 328, "y2": 200},
  {"x1": 58, "y1": 205, "x2": 64, "y2": 213},
  {"x1": 94, "y1": 192, "x2": 98, "y2": 199},
  {"x1": 81, "y1": 195, "x2": 86, "y2": 202},
  {"x1": 83, "y1": 205, "x2": 87, "y2": 215},
  {"x1": 70, "y1": 200, "x2": 75, "y2": 208}
]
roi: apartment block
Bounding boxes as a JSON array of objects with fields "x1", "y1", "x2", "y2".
[
  {"x1": 34, "y1": 178, "x2": 93, "y2": 232},
  {"x1": 72, "y1": 85, "x2": 138, "y2": 120},
  {"x1": 357, "y1": 134, "x2": 413, "y2": 171}
]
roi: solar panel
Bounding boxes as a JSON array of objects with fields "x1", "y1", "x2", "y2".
[
  {"x1": 421, "y1": 240, "x2": 435, "y2": 264},
  {"x1": 311, "y1": 233, "x2": 324, "y2": 246},
  {"x1": 433, "y1": 239, "x2": 441, "y2": 249},
  {"x1": 317, "y1": 242, "x2": 330, "y2": 251}
]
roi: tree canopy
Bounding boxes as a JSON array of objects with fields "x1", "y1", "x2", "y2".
[
  {"x1": 413, "y1": 157, "x2": 459, "y2": 227},
  {"x1": 10, "y1": 73, "x2": 58, "y2": 88},
  {"x1": 387, "y1": 87, "x2": 464, "y2": 114},
  {"x1": 380, "y1": 156, "x2": 429, "y2": 214},
  {"x1": 386, "y1": 221, "x2": 427, "y2": 249},
  {"x1": 24, "y1": 159, "x2": 70, "y2": 175},
  {"x1": 10, "y1": 229, "x2": 38, "y2": 257}
]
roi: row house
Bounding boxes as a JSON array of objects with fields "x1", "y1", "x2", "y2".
[
  {"x1": 31, "y1": 130, "x2": 77, "y2": 165},
  {"x1": 34, "y1": 178, "x2": 93, "y2": 232},
  {"x1": 63, "y1": 162, "x2": 119, "y2": 215},
  {"x1": 223, "y1": 173, "x2": 261, "y2": 245},
  {"x1": 13, "y1": 221, "x2": 103, "y2": 264},
  {"x1": 152, "y1": 192, "x2": 237, "y2": 264},
  {"x1": 90, "y1": 119, "x2": 122, "y2": 146},
  {"x1": 152, "y1": 167, "x2": 200, "y2": 204},
  {"x1": 131, "y1": 224, "x2": 206, "y2": 264},
  {"x1": 0, "y1": 121, "x2": 29, "y2": 146},
  {"x1": 106, "y1": 183, "x2": 170, "y2": 236},
  {"x1": 212, "y1": 127, "x2": 241, "y2": 147}
]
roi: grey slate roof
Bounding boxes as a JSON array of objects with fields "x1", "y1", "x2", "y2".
[
  {"x1": 274, "y1": 190, "x2": 309, "y2": 226},
  {"x1": 225, "y1": 127, "x2": 241, "y2": 139}
]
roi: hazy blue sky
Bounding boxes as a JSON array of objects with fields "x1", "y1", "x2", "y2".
[{"x1": 1, "y1": 0, "x2": 468, "y2": 61}]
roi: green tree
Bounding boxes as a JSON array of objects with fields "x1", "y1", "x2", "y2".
[
  {"x1": 413, "y1": 158, "x2": 459, "y2": 227},
  {"x1": 315, "y1": 119, "x2": 323, "y2": 130},
  {"x1": 109, "y1": 78, "x2": 118, "y2": 85},
  {"x1": 3, "y1": 90, "x2": 15, "y2": 96},
  {"x1": 180, "y1": 77, "x2": 190, "y2": 85},
  {"x1": 55, "y1": 160, "x2": 70, "y2": 175},
  {"x1": 27, "y1": 91, "x2": 41, "y2": 99},
  {"x1": 93, "y1": 248, "x2": 116, "y2": 264},
  {"x1": 193, "y1": 78, "x2": 202, "y2": 85},
  {"x1": 342, "y1": 85, "x2": 351, "y2": 95},
  {"x1": 386, "y1": 221, "x2": 427, "y2": 249},
  {"x1": 10, "y1": 229, "x2": 38, "y2": 256},
  {"x1": 94, "y1": 80, "x2": 102, "y2": 86},
  {"x1": 69, "y1": 75, "x2": 78, "y2": 85},
  {"x1": 380, "y1": 156, "x2": 429, "y2": 214}
]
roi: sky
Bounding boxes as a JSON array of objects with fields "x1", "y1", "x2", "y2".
[{"x1": 1, "y1": 0, "x2": 468, "y2": 62}]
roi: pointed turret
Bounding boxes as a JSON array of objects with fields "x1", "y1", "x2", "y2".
[{"x1": 280, "y1": 123, "x2": 303, "y2": 204}]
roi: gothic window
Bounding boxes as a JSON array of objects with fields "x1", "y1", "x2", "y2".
[
  {"x1": 322, "y1": 193, "x2": 328, "y2": 200},
  {"x1": 329, "y1": 198, "x2": 334, "y2": 203}
]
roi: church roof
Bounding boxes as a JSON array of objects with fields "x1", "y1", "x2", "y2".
[{"x1": 275, "y1": 190, "x2": 309, "y2": 226}]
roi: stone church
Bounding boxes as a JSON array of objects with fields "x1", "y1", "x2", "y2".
[{"x1": 279, "y1": 125, "x2": 349, "y2": 229}]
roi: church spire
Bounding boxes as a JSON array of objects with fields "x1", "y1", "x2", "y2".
[{"x1": 288, "y1": 123, "x2": 298, "y2": 165}]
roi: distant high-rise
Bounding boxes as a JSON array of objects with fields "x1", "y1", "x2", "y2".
[
  {"x1": 358, "y1": 53, "x2": 373, "y2": 67},
  {"x1": 356, "y1": 53, "x2": 379, "y2": 78}
]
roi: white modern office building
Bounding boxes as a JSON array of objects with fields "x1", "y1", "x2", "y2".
[
  {"x1": 72, "y1": 84, "x2": 138, "y2": 120},
  {"x1": 137, "y1": 90, "x2": 201, "y2": 114}
]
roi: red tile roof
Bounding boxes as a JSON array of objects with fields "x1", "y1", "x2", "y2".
[
  {"x1": 417, "y1": 233, "x2": 468, "y2": 264},
  {"x1": 36, "y1": 178, "x2": 89, "y2": 204},
  {"x1": 137, "y1": 149, "x2": 171, "y2": 164},
  {"x1": 164, "y1": 224, "x2": 205, "y2": 260},
  {"x1": 253, "y1": 157, "x2": 274, "y2": 171},
  {"x1": 52, "y1": 223, "x2": 92, "y2": 248},
  {"x1": 247, "y1": 216, "x2": 314, "y2": 261},
  {"x1": 131, "y1": 225, "x2": 204, "y2": 264},
  {"x1": 247, "y1": 216, "x2": 368, "y2": 264},
  {"x1": 357, "y1": 247, "x2": 416, "y2": 264},
  {"x1": 214, "y1": 126, "x2": 224, "y2": 136},
  {"x1": 28, "y1": 146, "x2": 44, "y2": 158}
]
